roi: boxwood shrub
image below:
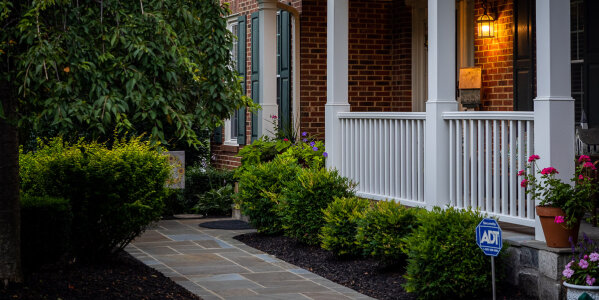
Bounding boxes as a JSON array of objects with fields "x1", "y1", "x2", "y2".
[
  {"x1": 20, "y1": 194, "x2": 72, "y2": 271},
  {"x1": 402, "y1": 207, "x2": 498, "y2": 299},
  {"x1": 236, "y1": 156, "x2": 301, "y2": 234},
  {"x1": 320, "y1": 197, "x2": 370, "y2": 256},
  {"x1": 278, "y1": 168, "x2": 355, "y2": 245},
  {"x1": 19, "y1": 137, "x2": 170, "y2": 259},
  {"x1": 355, "y1": 200, "x2": 421, "y2": 263}
]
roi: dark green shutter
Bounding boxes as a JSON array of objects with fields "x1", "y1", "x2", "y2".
[
  {"x1": 278, "y1": 10, "x2": 291, "y2": 133},
  {"x1": 513, "y1": 0, "x2": 535, "y2": 111},
  {"x1": 585, "y1": 0, "x2": 599, "y2": 127},
  {"x1": 213, "y1": 126, "x2": 223, "y2": 144},
  {"x1": 251, "y1": 12, "x2": 260, "y2": 142},
  {"x1": 237, "y1": 15, "x2": 247, "y2": 145}
]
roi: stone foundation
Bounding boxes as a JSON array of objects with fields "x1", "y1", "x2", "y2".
[{"x1": 504, "y1": 238, "x2": 573, "y2": 300}]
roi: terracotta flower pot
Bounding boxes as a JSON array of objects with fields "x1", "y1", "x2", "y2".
[{"x1": 536, "y1": 206, "x2": 580, "y2": 248}]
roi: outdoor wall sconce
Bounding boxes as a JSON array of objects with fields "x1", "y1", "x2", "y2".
[
  {"x1": 477, "y1": 0, "x2": 496, "y2": 38},
  {"x1": 458, "y1": 67, "x2": 482, "y2": 109}
]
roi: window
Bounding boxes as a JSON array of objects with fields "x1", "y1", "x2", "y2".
[{"x1": 224, "y1": 19, "x2": 240, "y2": 146}]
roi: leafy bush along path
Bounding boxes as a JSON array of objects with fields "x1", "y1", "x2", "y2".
[
  {"x1": 234, "y1": 233, "x2": 527, "y2": 300},
  {"x1": 0, "y1": 252, "x2": 201, "y2": 300},
  {"x1": 234, "y1": 233, "x2": 415, "y2": 300}
]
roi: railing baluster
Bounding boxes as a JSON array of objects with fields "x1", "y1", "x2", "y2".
[
  {"x1": 501, "y1": 120, "x2": 508, "y2": 215},
  {"x1": 471, "y1": 119, "x2": 477, "y2": 208},
  {"x1": 510, "y1": 120, "x2": 517, "y2": 216},
  {"x1": 449, "y1": 120, "x2": 455, "y2": 206},
  {"x1": 526, "y1": 120, "x2": 534, "y2": 219},
  {"x1": 518, "y1": 121, "x2": 525, "y2": 218},
  {"x1": 493, "y1": 120, "x2": 500, "y2": 214},
  {"x1": 456, "y1": 119, "x2": 463, "y2": 208},
  {"x1": 478, "y1": 120, "x2": 484, "y2": 209},
  {"x1": 485, "y1": 120, "x2": 491, "y2": 212}
]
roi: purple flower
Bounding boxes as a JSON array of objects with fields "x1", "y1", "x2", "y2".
[
  {"x1": 323, "y1": 152, "x2": 328, "y2": 158},
  {"x1": 312, "y1": 146, "x2": 318, "y2": 151},
  {"x1": 302, "y1": 131, "x2": 307, "y2": 137},
  {"x1": 302, "y1": 138, "x2": 308, "y2": 143},
  {"x1": 579, "y1": 259, "x2": 589, "y2": 269},
  {"x1": 587, "y1": 275, "x2": 596, "y2": 286},
  {"x1": 590, "y1": 252, "x2": 599, "y2": 262},
  {"x1": 563, "y1": 268, "x2": 574, "y2": 278},
  {"x1": 310, "y1": 141, "x2": 315, "y2": 147}
]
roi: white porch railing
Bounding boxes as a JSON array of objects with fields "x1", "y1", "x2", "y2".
[
  {"x1": 337, "y1": 111, "x2": 535, "y2": 227},
  {"x1": 444, "y1": 112, "x2": 535, "y2": 226},
  {"x1": 338, "y1": 112, "x2": 426, "y2": 207}
]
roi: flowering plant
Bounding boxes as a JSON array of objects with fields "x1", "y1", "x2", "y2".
[
  {"x1": 519, "y1": 155, "x2": 598, "y2": 228},
  {"x1": 562, "y1": 233, "x2": 599, "y2": 286}
]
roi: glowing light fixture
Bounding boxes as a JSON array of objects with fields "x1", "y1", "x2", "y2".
[{"x1": 477, "y1": 0, "x2": 496, "y2": 38}]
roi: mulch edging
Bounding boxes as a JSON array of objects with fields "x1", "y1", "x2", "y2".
[
  {"x1": 234, "y1": 233, "x2": 527, "y2": 300},
  {"x1": 1, "y1": 252, "x2": 201, "y2": 300}
]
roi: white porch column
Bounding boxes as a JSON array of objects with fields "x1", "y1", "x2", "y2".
[
  {"x1": 325, "y1": 0, "x2": 350, "y2": 169},
  {"x1": 424, "y1": 0, "x2": 458, "y2": 208},
  {"x1": 533, "y1": 0, "x2": 574, "y2": 241},
  {"x1": 258, "y1": 0, "x2": 279, "y2": 137}
]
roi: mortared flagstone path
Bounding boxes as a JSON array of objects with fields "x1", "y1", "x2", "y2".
[{"x1": 126, "y1": 218, "x2": 374, "y2": 300}]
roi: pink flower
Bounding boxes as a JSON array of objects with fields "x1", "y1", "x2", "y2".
[
  {"x1": 528, "y1": 154, "x2": 540, "y2": 162},
  {"x1": 579, "y1": 259, "x2": 589, "y2": 269},
  {"x1": 270, "y1": 115, "x2": 278, "y2": 119},
  {"x1": 587, "y1": 275, "x2": 596, "y2": 286},
  {"x1": 579, "y1": 155, "x2": 591, "y2": 163},
  {"x1": 517, "y1": 170, "x2": 525, "y2": 176},
  {"x1": 566, "y1": 261, "x2": 574, "y2": 269},
  {"x1": 520, "y1": 179, "x2": 529, "y2": 188},
  {"x1": 563, "y1": 268, "x2": 574, "y2": 278},
  {"x1": 283, "y1": 138, "x2": 289, "y2": 142},
  {"x1": 583, "y1": 162, "x2": 597, "y2": 170},
  {"x1": 585, "y1": 255, "x2": 589, "y2": 260},
  {"x1": 580, "y1": 174, "x2": 585, "y2": 180},
  {"x1": 541, "y1": 167, "x2": 559, "y2": 175},
  {"x1": 590, "y1": 253, "x2": 599, "y2": 262},
  {"x1": 554, "y1": 216, "x2": 565, "y2": 224}
]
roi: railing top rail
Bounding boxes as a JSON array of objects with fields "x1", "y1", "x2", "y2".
[
  {"x1": 442, "y1": 111, "x2": 535, "y2": 121},
  {"x1": 338, "y1": 112, "x2": 426, "y2": 120}
]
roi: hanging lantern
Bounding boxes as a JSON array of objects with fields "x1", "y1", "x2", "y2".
[{"x1": 477, "y1": 0, "x2": 496, "y2": 38}]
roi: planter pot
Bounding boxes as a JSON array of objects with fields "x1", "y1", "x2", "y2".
[
  {"x1": 536, "y1": 206, "x2": 580, "y2": 248},
  {"x1": 564, "y1": 282, "x2": 599, "y2": 300}
]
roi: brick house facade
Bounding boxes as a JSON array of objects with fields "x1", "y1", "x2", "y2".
[{"x1": 212, "y1": 0, "x2": 594, "y2": 169}]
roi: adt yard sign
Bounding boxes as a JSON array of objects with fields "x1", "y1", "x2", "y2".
[{"x1": 476, "y1": 218, "x2": 502, "y2": 256}]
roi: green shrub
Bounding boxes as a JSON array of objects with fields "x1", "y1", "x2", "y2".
[
  {"x1": 278, "y1": 168, "x2": 355, "y2": 245},
  {"x1": 403, "y1": 207, "x2": 500, "y2": 299},
  {"x1": 177, "y1": 166, "x2": 234, "y2": 214},
  {"x1": 320, "y1": 197, "x2": 370, "y2": 256},
  {"x1": 19, "y1": 137, "x2": 170, "y2": 259},
  {"x1": 193, "y1": 184, "x2": 234, "y2": 216},
  {"x1": 355, "y1": 200, "x2": 422, "y2": 263},
  {"x1": 236, "y1": 156, "x2": 301, "y2": 234},
  {"x1": 20, "y1": 194, "x2": 72, "y2": 271}
]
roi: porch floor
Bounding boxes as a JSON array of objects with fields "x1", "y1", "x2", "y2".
[{"x1": 501, "y1": 220, "x2": 599, "y2": 253}]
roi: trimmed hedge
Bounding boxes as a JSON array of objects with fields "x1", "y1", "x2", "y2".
[
  {"x1": 19, "y1": 137, "x2": 170, "y2": 259},
  {"x1": 20, "y1": 194, "x2": 72, "y2": 271},
  {"x1": 320, "y1": 197, "x2": 370, "y2": 256},
  {"x1": 278, "y1": 167, "x2": 355, "y2": 245},
  {"x1": 355, "y1": 201, "x2": 421, "y2": 263},
  {"x1": 402, "y1": 207, "x2": 499, "y2": 299},
  {"x1": 236, "y1": 156, "x2": 302, "y2": 234}
]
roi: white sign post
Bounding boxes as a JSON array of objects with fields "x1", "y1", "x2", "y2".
[{"x1": 476, "y1": 218, "x2": 502, "y2": 300}]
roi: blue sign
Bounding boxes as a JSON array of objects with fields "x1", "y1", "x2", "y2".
[{"x1": 476, "y1": 218, "x2": 502, "y2": 257}]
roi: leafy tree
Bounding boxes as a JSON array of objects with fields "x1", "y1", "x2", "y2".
[{"x1": 0, "y1": 0, "x2": 251, "y2": 282}]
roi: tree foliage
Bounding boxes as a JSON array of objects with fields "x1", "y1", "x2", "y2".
[{"x1": 0, "y1": 0, "x2": 252, "y2": 145}]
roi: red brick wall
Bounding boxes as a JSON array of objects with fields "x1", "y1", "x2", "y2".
[
  {"x1": 299, "y1": 0, "x2": 413, "y2": 137},
  {"x1": 475, "y1": 0, "x2": 514, "y2": 111}
]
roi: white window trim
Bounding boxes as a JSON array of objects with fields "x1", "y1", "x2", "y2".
[{"x1": 224, "y1": 15, "x2": 240, "y2": 146}]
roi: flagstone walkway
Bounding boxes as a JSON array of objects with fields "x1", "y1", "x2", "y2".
[{"x1": 126, "y1": 218, "x2": 374, "y2": 300}]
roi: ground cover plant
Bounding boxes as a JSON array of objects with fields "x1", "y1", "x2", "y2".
[{"x1": 19, "y1": 136, "x2": 170, "y2": 259}]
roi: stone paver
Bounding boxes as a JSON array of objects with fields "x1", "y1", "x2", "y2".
[{"x1": 127, "y1": 218, "x2": 375, "y2": 300}]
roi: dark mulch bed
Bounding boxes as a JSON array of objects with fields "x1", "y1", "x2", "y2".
[
  {"x1": 1, "y1": 252, "x2": 201, "y2": 300},
  {"x1": 199, "y1": 220, "x2": 253, "y2": 230},
  {"x1": 234, "y1": 233, "x2": 527, "y2": 300}
]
